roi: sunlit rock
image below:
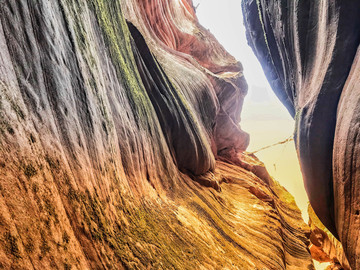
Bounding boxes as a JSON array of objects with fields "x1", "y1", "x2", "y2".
[{"x1": 0, "y1": 0, "x2": 313, "y2": 268}]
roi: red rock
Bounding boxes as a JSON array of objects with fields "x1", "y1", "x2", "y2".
[
  {"x1": 308, "y1": 205, "x2": 350, "y2": 269},
  {"x1": 0, "y1": 0, "x2": 313, "y2": 268}
]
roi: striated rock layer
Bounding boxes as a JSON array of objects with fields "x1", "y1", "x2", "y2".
[
  {"x1": 242, "y1": 0, "x2": 360, "y2": 268},
  {"x1": 0, "y1": 0, "x2": 313, "y2": 269}
]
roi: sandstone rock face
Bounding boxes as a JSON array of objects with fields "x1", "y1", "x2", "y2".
[
  {"x1": 0, "y1": 0, "x2": 313, "y2": 269},
  {"x1": 308, "y1": 205, "x2": 350, "y2": 270},
  {"x1": 242, "y1": 0, "x2": 360, "y2": 268}
]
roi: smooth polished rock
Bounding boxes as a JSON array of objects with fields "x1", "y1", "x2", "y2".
[{"x1": 242, "y1": 0, "x2": 360, "y2": 268}]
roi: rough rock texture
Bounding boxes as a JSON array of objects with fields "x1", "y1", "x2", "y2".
[
  {"x1": 308, "y1": 206, "x2": 350, "y2": 270},
  {"x1": 0, "y1": 0, "x2": 313, "y2": 269},
  {"x1": 242, "y1": 0, "x2": 360, "y2": 268}
]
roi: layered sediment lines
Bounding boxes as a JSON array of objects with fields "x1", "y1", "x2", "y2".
[
  {"x1": 242, "y1": 0, "x2": 360, "y2": 268},
  {"x1": 0, "y1": 0, "x2": 313, "y2": 269}
]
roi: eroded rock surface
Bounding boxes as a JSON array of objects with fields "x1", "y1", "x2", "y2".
[
  {"x1": 242, "y1": 0, "x2": 360, "y2": 268},
  {"x1": 0, "y1": 0, "x2": 313, "y2": 269},
  {"x1": 308, "y1": 205, "x2": 350, "y2": 270}
]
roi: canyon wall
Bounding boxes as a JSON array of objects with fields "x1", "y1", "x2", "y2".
[
  {"x1": 0, "y1": 0, "x2": 314, "y2": 269},
  {"x1": 308, "y1": 205, "x2": 350, "y2": 269},
  {"x1": 242, "y1": 0, "x2": 360, "y2": 268}
]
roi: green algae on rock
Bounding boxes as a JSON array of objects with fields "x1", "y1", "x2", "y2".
[{"x1": 0, "y1": 0, "x2": 313, "y2": 269}]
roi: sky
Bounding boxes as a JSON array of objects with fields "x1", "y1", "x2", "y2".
[
  {"x1": 192, "y1": 1, "x2": 330, "y2": 268},
  {"x1": 192, "y1": 0, "x2": 307, "y2": 218}
]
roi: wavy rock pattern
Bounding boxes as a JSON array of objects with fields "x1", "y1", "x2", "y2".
[
  {"x1": 242, "y1": 0, "x2": 360, "y2": 268},
  {"x1": 0, "y1": 0, "x2": 313, "y2": 269}
]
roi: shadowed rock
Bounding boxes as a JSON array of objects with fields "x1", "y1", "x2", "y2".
[
  {"x1": 308, "y1": 205, "x2": 350, "y2": 270},
  {"x1": 242, "y1": 0, "x2": 360, "y2": 268},
  {"x1": 0, "y1": 0, "x2": 313, "y2": 268}
]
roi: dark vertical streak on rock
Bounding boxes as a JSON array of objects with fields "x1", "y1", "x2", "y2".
[
  {"x1": 128, "y1": 22, "x2": 215, "y2": 176},
  {"x1": 243, "y1": 0, "x2": 360, "y2": 267},
  {"x1": 0, "y1": 0, "x2": 315, "y2": 268}
]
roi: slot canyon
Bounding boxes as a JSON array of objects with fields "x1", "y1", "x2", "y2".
[{"x1": 0, "y1": 0, "x2": 359, "y2": 269}]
